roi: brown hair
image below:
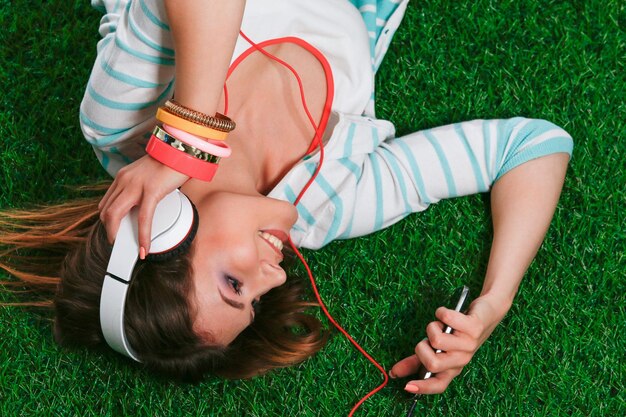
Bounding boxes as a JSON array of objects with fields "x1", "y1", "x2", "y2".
[{"x1": 0, "y1": 186, "x2": 327, "y2": 382}]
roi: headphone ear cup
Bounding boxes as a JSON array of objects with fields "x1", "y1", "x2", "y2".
[{"x1": 145, "y1": 201, "x2": 199, "y2": 262}]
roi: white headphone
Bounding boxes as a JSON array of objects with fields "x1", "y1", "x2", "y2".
[{"x1": 99, "y1": 189, "x2": 197, "y2": 361}]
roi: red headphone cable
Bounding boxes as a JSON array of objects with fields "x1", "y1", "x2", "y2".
[{"x1": 225, "y1": 31, "x2": 389, "y2": 416}]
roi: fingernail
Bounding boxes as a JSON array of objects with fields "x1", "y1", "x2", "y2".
[
  {"x1": 404, "y1": 384, "x2": 419, "y2": 394},
  {"x1": 139, "y1": 247, "x2": 146, "y2": 260},
  {"x1": 389, "y1": 370, "x2": 397, "y2": 379}
]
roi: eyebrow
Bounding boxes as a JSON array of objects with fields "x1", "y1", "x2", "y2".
[
  {"x1": 218, "y1": 288, "x2": 244, "y2": 310},
  {"x1": 217, "y1": 288, "x2": 255, "y2": 324}
]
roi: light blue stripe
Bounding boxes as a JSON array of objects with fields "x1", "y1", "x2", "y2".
[
  {"x1": 285, "y1": 186, "x2": 316, "y2": 226},
  {"x1": 495, "y1": 118, "x2": 520, "y2": 173},
  {"x1": 283, "y1": 185, "x2": 298, "y2": 204},
  {"x1": 424, "y1": 131, "x2": 457, "y2": 197},
  {"x1": 292, "y1": 224, "x2": 305, "y2": 233},
  {"x1": 115, "y1": 36, "x2": 174, "y2": 65},
  {"x1": 368, "y1": 153, "x2": 384, "y2": 231},
  {"x1": 80, "y1": 111, "x2": 128, "y2": 135},
  {"x1": 502, "y1": 119, "x2": 537, "y2": 161},
  {"x1": 113, "y1": 0, "x2": 121, "y2": 13},
  {"x1": 507, "y1": 119, "x2": 561, "y2": 162},
  {"x1": 97, "y1": 35, "x2": 113, "y2": 54},
  {"x1": 379, "y1": 0, "x2": 400, "y2": 16},
  {"x1": 80, "y1": 111, "x2": 133, "y2": 145},
  {"x1": 454, "y1": 123, "x2": 487, "y2": 192},
  {"x1": 350, "y1": 0, "x2": 376, "y2": 8},
  {"x1": 498, "y1": 137, "x2": 573, "y2": 179},
  {"x1": 336, "y1": 159, "x2": 361, "y2": 239},
  {"x1": 109, "y1": 147, "x2": 133, "y2": 165},
  {"x1": 395, "y1": 140, "x2": 431, "y2": 204},
  {"x1": 338, "y1": 158, "x2": 361, "y2": 178},
  {"x1": 140, "y1": 0, "x2": 171, "y2": 31},
  {"x1": 98, "y1": 149, "x2": 110, "y2": 171},
  {"x1": 128, "y1": 11, "x2": 174, "y2": 56},
  {"x1": 304, "y1": 164, "x2": 343, "y2": 246},
  {"x1": 482, "y1": 120, "x2": 494, "y2": 182},
  {"x1": 87, "y1": 81, "x2": 173, "y2": 110},
  {"x1": 337, "y1": 209, "x2": 355, "y2": 239},
  {"x1": 380, "y1": 146, "x2": 412, "y2": 214},
  {"x1": 343, "y1": 123, "x2": 357, "y2": 158},
  {"x1": 99, "y1": 57, "x2": 165, "y2": 88},
  {"x1": 371, "y1": 126, "x2": 379, "y2": 148},
  {"x1": 347, "y1": 0, "x2": 403, "y2": 67}
]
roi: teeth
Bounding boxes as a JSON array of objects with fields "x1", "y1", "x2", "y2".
[{"x1": 258, "y1": 231, "x2": 284, "y2": 252}]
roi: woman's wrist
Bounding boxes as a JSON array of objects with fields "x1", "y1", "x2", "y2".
[{"x1": 477, "y1": 290, "x2": 514, "y2": 321}]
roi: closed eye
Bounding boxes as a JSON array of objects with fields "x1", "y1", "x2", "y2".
[{"x1": 226, "y1": 275, "x2": 242, "y2": 295}]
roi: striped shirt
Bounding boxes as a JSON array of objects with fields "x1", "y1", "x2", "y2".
[{"x1": 80, "y1": 0, "x2": 573, "y2": 249}]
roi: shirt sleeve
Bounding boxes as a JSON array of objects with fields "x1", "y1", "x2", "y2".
[
  {"x1": 343, "y1": 117, "x2": 574, "y2": 240},
  {"x1": 80, "y1": 0, "x2": 175, "y2": 177},
  {"x1": 346, "y1": 0, "x2": 410, "y2": 116},
  {"x1": 285, "y1": 116, "x2": 573, "y2": 249}
]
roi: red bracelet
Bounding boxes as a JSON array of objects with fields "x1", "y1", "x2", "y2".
[{"x1": 146, "y1": 134, "x2": 218, "y2": 182}]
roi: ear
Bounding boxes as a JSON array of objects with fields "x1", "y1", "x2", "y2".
[{"x1": 146, "y1": 201, "x2": 198, "y2": 262}]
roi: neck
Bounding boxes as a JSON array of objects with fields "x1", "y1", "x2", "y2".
[
  {"x1": 181, "y1": 42, "x2": 328, "y2": 201},
  {"x1": 180, "y1": 126, "x2": 264, "y2": 201}
]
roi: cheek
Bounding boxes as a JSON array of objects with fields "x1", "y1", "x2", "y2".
[
  {"x1": 217, "y1": 321, "x2": 251, "y2": 346},
  {"x1": 231, "y1": 241, "x2": 259, "y2": 269},
  {"x1": 211, "y1": 231, "x2": 259, "y2": 272},
  {"x1": 193, "y1": 304, "x2": 250, "y2": 346}
]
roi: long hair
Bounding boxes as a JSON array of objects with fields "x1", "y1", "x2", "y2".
[{"x1": 0, "y1": 186, "x2": 327, "y2": 382}]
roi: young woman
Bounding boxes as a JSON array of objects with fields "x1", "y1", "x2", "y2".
[{"x1": 0, "y1": 0, "x2": 572, "y2": 396}]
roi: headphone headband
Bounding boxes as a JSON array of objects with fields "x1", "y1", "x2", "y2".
[{"x1": 99, "y1": 190, "x2": 196, "y2": 361}]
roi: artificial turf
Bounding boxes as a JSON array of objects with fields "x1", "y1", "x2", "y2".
[{"x1": 1, "y1": 0, "x2": 624, "y2": 416}]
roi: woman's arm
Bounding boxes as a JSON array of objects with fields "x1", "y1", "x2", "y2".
[
  {"x1": 392, "y1": 151, "x2": 570, "y2": 394},
  {"x1": 95, "y1": 0, "x2": 245, "y2": 254},
  {"x1": 164, "y1": 0, "x2": 245, "y2": 114},
  {"x1": 307, "y1": 117, "x2": 572, "y2": 392}
]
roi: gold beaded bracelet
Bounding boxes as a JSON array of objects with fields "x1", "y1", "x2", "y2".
[
  {"x1": 156, "y1": 107, "x2": 228, "y2": 141},
  {"x1": 164, "y1": 99, "x2": 236, "y2": 132}
]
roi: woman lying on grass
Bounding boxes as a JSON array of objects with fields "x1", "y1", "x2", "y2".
[{"x1": 0, "y1": 0, "x2": 572, "y2": 396}]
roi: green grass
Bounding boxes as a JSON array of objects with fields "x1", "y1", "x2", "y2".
[{"x1": 1, "y1": 0, "x2": 624, "y2": 416}]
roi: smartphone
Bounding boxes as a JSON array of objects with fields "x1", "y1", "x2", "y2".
[{"x1": 416, "y1": 285, "x2": 471, "y2": 380}]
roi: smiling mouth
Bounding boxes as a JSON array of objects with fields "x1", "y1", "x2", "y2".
[{"x1": 258, "y1": 231, "x2": 284, "y2": 252}]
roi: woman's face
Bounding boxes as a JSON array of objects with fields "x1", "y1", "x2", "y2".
[{"x1": 189, "y1": 191, "x2": 298, "y2": 345}]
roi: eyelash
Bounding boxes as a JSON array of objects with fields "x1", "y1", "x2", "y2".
[
  {"x1": 226, "y1": 275, "x2": 261, "y2": 315},
  {"x1": 226, "y1": 276, "x2": 242, "y2": 295},
  {"x1": 251, "y1": 298, "x2": 261, "y2": 315}
]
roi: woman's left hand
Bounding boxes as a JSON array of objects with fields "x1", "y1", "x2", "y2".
[{"x1": 389, "y1": 292, "x2": 511, "y2": 395}]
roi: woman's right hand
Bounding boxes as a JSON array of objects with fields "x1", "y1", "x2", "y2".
[{"x1": 98, "y1": 154, "x2": 190, "y2": 258}]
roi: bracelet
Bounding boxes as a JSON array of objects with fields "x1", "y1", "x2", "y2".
[
  {"x1": 146, "y1": 134, "x2": 218, "y2": 182},
  {"x1": 156, "y1": 107, "x2": 228, "y2": 141},
  {"x1": 165, "y1": 99, "x2": 236, "y2": 132},
  {"x1": 161, "y1": 124, "x2": 232, "y2": 158},
  {"x1": 152, "y1": 126, "x2": 222, "y2": 163}
]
